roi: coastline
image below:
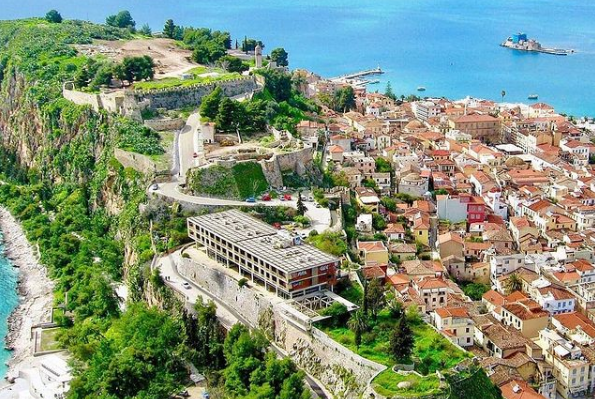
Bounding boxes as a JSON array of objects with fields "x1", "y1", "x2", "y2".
[{"x1": 0, "y1": 207, "x2": 53, "y2": 389}]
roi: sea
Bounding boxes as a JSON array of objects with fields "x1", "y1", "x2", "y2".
[
  {"x1": 2, "y1": 0, "x2": 595, "y2": 116},
  {"x1": 0, "y1": 0, "x2": 594, "y2": 379},
  {"x1": 0, "y1": 231, "x2": 18, "y2": 379}
]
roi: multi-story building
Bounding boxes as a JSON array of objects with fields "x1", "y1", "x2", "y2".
[
  {"x1": 538, "y1": 329, "x2": 595, "y2": 399},
  {"x1": 413, "y1": 100, "x2": 442, "y2": 122},
  {"x1": 448, "y1": 113, "x2": 501, "y2": 142},
  {"x1": 501, "y1": 298, "x2": 550, "y2": 338},
  {"x1": 433, "y1": 307, "x2": 474, "y2": 347},
  {"x1": 412, "y1": 277, "x2": 448, "y2": 311},
  {"x1": 436, "y1": 194, "x2": 486, "y2": 224},
  {"x1": 489, "y1": 253, "x2": 527, "y2": 288},
  {"x1": 187, "y1": 210, "x2": 339, "y2": 299}
]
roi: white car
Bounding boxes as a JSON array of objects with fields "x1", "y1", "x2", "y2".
[
  {"x1": 150, "y1": 183, "x2": 159, "y2": 191},
  {"x1": 182, "y1": 282, "x2": 191, "y2": 290}
]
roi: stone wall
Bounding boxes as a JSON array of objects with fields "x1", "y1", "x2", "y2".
[
  {"x1": 114, "y1": 148, "x2": 163, "y2": 175},
  {"x1": 261, "y1": 147, "x2": 314, "y2": 188},
  {"x1": 134, "y1": 78, "x2": 257, "y2": 111},
  {"x1": 144, "y1": 117, "x2": 185, "y2": 131},
  {"x1": 175, "y1": 253, "x2": 386, "y2": 398}
]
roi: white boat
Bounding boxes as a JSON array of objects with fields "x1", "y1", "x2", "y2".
[
  {"x1": 417, "y1": 86, "x2": 426, "y2": 92},
  {"x1": 528, "y1": 94, "x2": 538, "y2": 100}
]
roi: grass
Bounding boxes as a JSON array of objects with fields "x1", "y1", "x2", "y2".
[
  {"x1": 133, "y1": 71, "x2": 242, "y2": 91},
  {"x1": 40, "y1": 328, "x2": 63, "y2": 352},
  {"x1": 373, "y1": 369, "x2": 443, "y2": 398},
  {"x1": 337, "y1": 281, "x2": 364, "y2": 305}
]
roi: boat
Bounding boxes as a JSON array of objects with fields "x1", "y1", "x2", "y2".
[
  {"x1": 528, "y1": 94, "x2": 539, "y2": 100},
  {"x1": 417, "y1": 86, "x2": 426, "y2": 92}
]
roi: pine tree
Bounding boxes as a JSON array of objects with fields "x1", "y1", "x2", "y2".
[
  {"x1": 385, "y1": 81, "x2": 397, "y2": 100},
  {"x1": 296, "y1": 191, "x2": 307, "y2": 216},
  {"x1": 389, "y1": 316, "x2": 414, "y2": 362}
]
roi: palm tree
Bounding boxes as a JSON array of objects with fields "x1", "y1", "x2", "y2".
[
  {"x1": 347, "y1": 310, "x2": 368, "y2": 349},
  {"x1": 501, "y1": 90, "x2": 506, "y2": 102},
  {"x1": 505, "y1": 273, "x2": 523, "y2": 294}
]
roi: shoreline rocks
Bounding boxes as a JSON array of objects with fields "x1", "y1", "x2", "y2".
[{"x1": 0, "y1": 207, "x2": 54, "y2": 389}]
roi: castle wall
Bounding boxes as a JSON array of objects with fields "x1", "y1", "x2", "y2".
[{"x1": 261, "y1": 147, "x2": 314, "y2": 188}]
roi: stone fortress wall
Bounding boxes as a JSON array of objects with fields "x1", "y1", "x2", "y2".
[
  {"x1": 261, "y1": 146, "x2": 314, "y2": 188},
  {"x1": 175, "y1": 253, "x2": 385, "y2": 398},
  {"x1": 62, "y1": 77, "x2": 257, "y2": 118}
]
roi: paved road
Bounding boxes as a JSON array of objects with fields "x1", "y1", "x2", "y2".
[
  {"x1": 152, "y1": 182, "x2": 332, "y2": 233},
  {"x1": 157, "y1": 252, "x2": 328, "y2": 398},
  {"x1": 178, "y1": 112, "x2": 202, "y2": 179}
]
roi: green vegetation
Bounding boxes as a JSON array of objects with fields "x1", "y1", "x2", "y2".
[
  {"x1": 307, "y1": 231, "x2": 348, "y2": 256},
  {"x1": 187, "y1": 162, "x2": 268, "y2": 199},
  {"x1": 270, "y1": 47, "x2": 289, "y2": 67},
  {"x1": 319, "y1": 86, "x2": 356, "y2": 113},
  {"x1": 106, "y1": 10, "x2": 136, "y2": 31},
  {"x1": 373, "y1": 369, "x2": 442, "y2": 398},
  {"x1": 45, "y1": 10, "x2": 63, "y2": 24},
  {"x1": 0, "y1": 17, "x2": 309, "y2": 399},
  {"x1": 461, "y1": 282, "x2": 490, "y2": 300},
  {"x1": 40, "y1": 328, "x2": 63, "y2": 352},
  {"x1": 447, "y1": 365, "x2": 503, "y2": 399},
  {"x1": 375, "y1": 157, "x2": 393, "y2": 173},
  {"x1": 133, "y1": 71, "x2": 241, "y2": 91}
]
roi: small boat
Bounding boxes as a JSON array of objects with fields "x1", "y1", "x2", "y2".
[
  {"x1": 528, "y1": 94, "x2": 538, "y2": 100},
  {"x1": 417, "y1": 86, "x2": 426, "y2": 92}
]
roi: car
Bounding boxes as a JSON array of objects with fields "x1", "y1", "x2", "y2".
[
  {"x1": 245, "y1": 197, "x2": 256, "y2": 203},
  {"x1": 261, "y1": 193, "x2": 271, "y2": 201},
  {"x1": 182, "y1": 282, "x2": 191, "y2": 290},
  {"x1": 283, "y1": 194, "x2": 292, "y2": 201},
  {"x1": 315, "y1": 204, "x2": 322, "y2": 208},
  {"x1": 280, "y1": 196, "x2": 285, "y2": 201},
  {"x1": 202, "y1": 393, "x2": 210, "y2": 399},
  {"x1": 150, "y1": 183, "x2": 159, "y2": 191}
]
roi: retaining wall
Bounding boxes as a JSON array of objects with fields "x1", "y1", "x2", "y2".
[
  {"x1": 261, "y1": 147, "x2": 314, "y2": 188},
  {"x1": 144, "y1": 117, "x2": 185, "y2": 131},
  {"x1": 175, "y1": 253, "x2": 385, "y2": 398}
]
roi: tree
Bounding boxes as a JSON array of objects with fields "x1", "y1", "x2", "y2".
[
  {"x1": 163, "y1": 19, "x2": 176, "y2": 38},
  {"x1": 258, "y1": 69, "x2": 292, "y2": 102},
  {"x1": 334, "y1": 86, "x2": 356, "y2": 113},
  {"x1": 372, "y1": 212, "x2": 387, "y2": 231},
  {"x1": 505, "y1": 273, "x2": 523, "y2": 294},
  {"x1": 296, "y1": 192, "x2": 307, "y2": 216},
  {"x1": 347, "y1": 310, "x2": 368, "y2": 349},
  {"x1": 270, "y1": 47, "x2": 289, "y2": 67},
  {"x1": 376, "y1": 157, "x2": 393, "y2": 173},
  {"x1": 218, "y1": 55, "x2": 248, "y2": 73},
  {"x1": 45, "y1": 10, "x2": 62, "y2": 23},
  {"x1": 200, "y1": 86, "x2": 223, "y2": 120},
  {"x1": 215, "y1": 97, "x2": 241, "y2": 132},
  {"x1": 106, "y1": 10, "x2": 136, "y2": 31},
  {"x1": 364, "y1": 278, "x2": 386, "y2": 319},
  {"x1": 385, "y1": 81, "x2": 396, "y2": 100},
  {"x1": 319, "y1": 302, "x2": 349, "y2": 327},
  {"x1": 139, "y1": 23, "x2": 152, "y2": 36},
  {"x1": 462, "y1": 282, "x2": 490, "y2": 301},
  {"x1": 114, "y1": 56, "x2": 155, "y2": 82},
  {"x1": 389, "y1": 316, "x2": 414, "y2": 363}
]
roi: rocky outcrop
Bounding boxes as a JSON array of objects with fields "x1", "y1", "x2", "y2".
[{"x1": 261, "y1": 147, "x2": 314, "y2": 188}]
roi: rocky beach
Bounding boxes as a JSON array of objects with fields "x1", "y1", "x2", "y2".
[{"x1": 0, "y1": 207, "x2": 53, "y2": 389}]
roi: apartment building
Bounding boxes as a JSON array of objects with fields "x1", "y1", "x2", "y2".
[
  {"x1": 187, "y1": 210, "x2": 339, "y2": 299},
  {"x1": 433, "y1": 307, "x2": 474, "y2": 347},
  {"x1": 501, "y1": 299, "x2": 550, "y2": 338}
]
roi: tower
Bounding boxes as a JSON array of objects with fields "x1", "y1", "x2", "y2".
[{"x1": 255, "y1": 44, "x2": 262, "y2": 68}]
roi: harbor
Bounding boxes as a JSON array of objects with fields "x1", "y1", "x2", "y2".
[
  {"x1": 329, "y1": 67, "x2": 383, "y2": 87},
  {"x1": 501, "y1": 33, "x2": 573, "y2": 56}
]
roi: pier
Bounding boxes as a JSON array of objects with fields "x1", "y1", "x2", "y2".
[{"x1": 329, "y1": 67, "x2": 383, "y2": 81}]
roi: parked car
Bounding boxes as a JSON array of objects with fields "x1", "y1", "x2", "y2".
[
  {"x1": 182, "y1": 282, "x2": 191, "y2": 290},
  {"x1": 245, "y1": 197, "x2": 256, "y2": 203},
  {"x1": 150, "y1": 183, "x2": 159, "y2": 191},
  {"x1": 261, "y1": 193, "x2": 271, "y2": 201},
  {"x1": 283, "y1": 193, "x2": 292, "y2": 201}
]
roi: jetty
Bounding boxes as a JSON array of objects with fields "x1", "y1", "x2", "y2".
[{"x1": 329, "y1": 67, "x2": 383, "y2": 82}]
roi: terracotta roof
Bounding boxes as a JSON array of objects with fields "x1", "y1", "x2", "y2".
[
  {"x1": 390, "y1": 243, "x2": 416, "y2": 253},
  {"x1": 552, "y1": 271, "x2": 580, "y2": 283},
  {"x1": 570, "y1": 259, "x2": 595, "y2": 273},
  {"x1": 453, "y1": 113, "x2": 499, "y2": 123},
  {"x1": 385, "y1": 223, "x2": 405, "y2": 234},
  {"x1": 435, "y1": 307, "x2": 470, "y2": 319},
  {"x1": 483, "y1": 290, "x2": 506, "y2": 306},
  {"x1": 438, "y1": 232, "x2": 464, "y2": 245},
  {"x1": 362, "y1": 265, "x2": 387, "y2": 280},
  {"x1": 502, "y1": 300, "x2": 549, "y2": 321},
  {"x1": 554, "y1": 311, "x2": 595, "y2": 339},
  {"x1": 329, "y1": 145, "x2": 344, "y2": 153},
  {"x1": 357, "y1": 241, "x2": 387, "y2": 253},
  {"x1": 500, "y1": 379, "x2": 547, "y2": 399},
  {"x1": 415, "y1": 277, "x2": 448, "y2": 290}
]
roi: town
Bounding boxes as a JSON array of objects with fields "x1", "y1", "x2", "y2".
[
  {"x1": 3, "y1": 12, "x2": 595, "y2": 399},
  {"x1": 137, "y1": 43, "x2": 595, "y2": 398}
]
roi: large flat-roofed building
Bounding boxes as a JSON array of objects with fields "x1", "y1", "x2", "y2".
[{"x1": 187, "y1": 209, "x2": 339, "y2": 299}]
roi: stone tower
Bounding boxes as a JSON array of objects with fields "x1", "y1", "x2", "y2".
[{"x1": 255, "y1": 44, "x2": 263, "y2": 68}]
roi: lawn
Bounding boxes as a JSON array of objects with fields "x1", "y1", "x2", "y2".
[
  {"x1": 372, "y1": 369, "x2": 444, "y2": 398},
  {"x1": 40, "y1": 328, "x2": 63, "y2": 352},
  {"x1": 133, "y1": 71, "x2": 242, "y2": 91},
  {"x1": 321, "y1": 310, "x2": 469, "y2": 370}
]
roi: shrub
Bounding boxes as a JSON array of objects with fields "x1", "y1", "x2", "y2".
[{"x1": 238, "y1": 278, "x2": 248, "y2": 288}]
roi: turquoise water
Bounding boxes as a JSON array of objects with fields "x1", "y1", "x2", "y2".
[
  {"x1": 0, "y1": 231, "x2": 18, "y2": 379},
  {"x1": 3, "y1": 0, "x2": 595, "y2": 116}
]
